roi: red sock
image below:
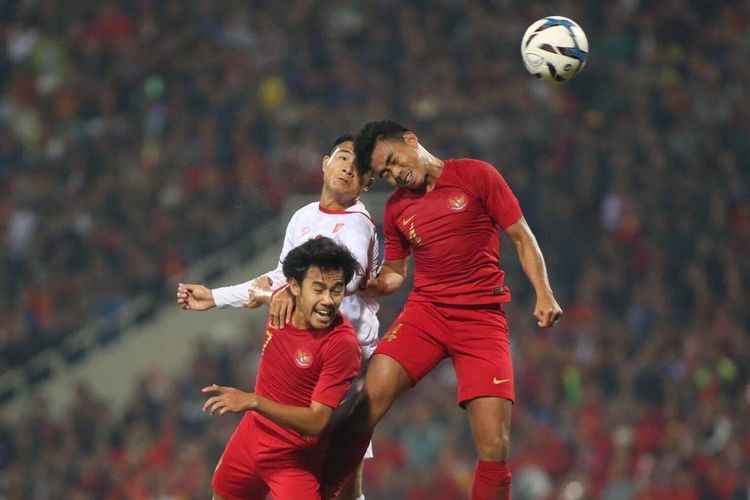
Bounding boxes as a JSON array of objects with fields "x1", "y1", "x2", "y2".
[
  {"x1": 319, "y1": 430, "x2": 372, "y2": 500},
  {"x1": 471, "y1": 460, "x2": 511, "y2": 500}
]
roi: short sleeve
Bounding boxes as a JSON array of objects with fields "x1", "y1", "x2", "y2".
[
  {"x1": 383, "y1": 201, "x2": 411, "y2": 261},
  {"x1": 311, "y1": 332, "x2": 361, "y2": 409},
  {"x1": 262, "y1": 212, "x2": 300, "y2": 290},
  {"x1": 474, "y1": 161, "x2": 523, "y2": 229}
]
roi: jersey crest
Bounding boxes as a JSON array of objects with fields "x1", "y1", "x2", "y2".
[
  {"x1": 294, "y1": 347, "x2": 313, "y2": 368},
  {"x1": 448, "y1": 193, "x2": 467, "y2": 211}
]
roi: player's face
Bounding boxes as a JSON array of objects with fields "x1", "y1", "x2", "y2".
[
  {"x1": 290, "y1": 265, "x2": 346, "y2": 330},
  {"x1": 369, "y1": 133, "x2": 424, "y2": 190},
  {"x1": 322, "y1": 141, "x2": 371, "y2": 199}
]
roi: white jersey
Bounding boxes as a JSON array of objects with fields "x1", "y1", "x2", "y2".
[{"x1": 213, "y1": 201, "x2": 380, "y2": 358}]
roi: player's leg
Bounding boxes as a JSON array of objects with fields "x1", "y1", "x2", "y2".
[
  {"x1": 213, "y1": 458, "x2": 269, "y2": 500},
  {"x1": 465, "y1": 397, "x2": 512, "y2": 461},
  {"x1": 320, "y1": 353, "x2": 413, "y2": 499},
  {"x1": 447, "y1": 304, "x2": 514, "y2": 500},
  {"x1": 465, "y1": 397, "x2": 513, "y2": 500},
  {"x1": 322, "y1": 304, "x2": 447, "y2": 499},
  {"x1": 212, "y1": 418, "x2": 270, "y2": 500},
  {"x1": 330, "y1": 355, "x2": 410, "y2": 499},
  {"x1": 357, "y1": 352, "x2": 414, "y2": 429},
  {"x1": 333, "y1": 461, "x2": 363, "y2": 500},
  {"x1": 266, "y1": 467, "x2": 322, "y2": 500},
  {"x1": 358, "y1": 302, "x2": 450, "y2": 430},
  {"x1": 328, "y1": 368, "x2": 369, "y2": 500}
]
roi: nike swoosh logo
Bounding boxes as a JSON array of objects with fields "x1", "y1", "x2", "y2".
[
  {"x1": 402, "y1": 214, "x2": 416, "y2": 226},
  {"x1": 492, "y1": 378, "x2": 510, "y2": 385}
]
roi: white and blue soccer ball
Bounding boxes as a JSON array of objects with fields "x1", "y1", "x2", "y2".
[{"x1": 521, "y1": 16, "x2": 589, "y2": 83}]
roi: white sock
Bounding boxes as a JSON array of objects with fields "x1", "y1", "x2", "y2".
[{"x1": 355, "y1": 496, "x2": 365, "y2": 500}]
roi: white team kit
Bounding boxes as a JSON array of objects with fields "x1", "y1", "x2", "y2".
[{"x1": 212, "y1": 200, "x2": 381, "y2": 359}]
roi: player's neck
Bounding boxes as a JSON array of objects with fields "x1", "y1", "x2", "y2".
[
  {"x1": 290, "y1": 310, "x2": 309, "y2": 330},
  {"x1": 423, "y1": 159, "x2": 444, "y2": 193},
  {"x1": 319, "y1": 189, "x2": 357, "y2": 211},
  {"x1": 414, "y1": 145, "x2": 443, "y2": 193}
]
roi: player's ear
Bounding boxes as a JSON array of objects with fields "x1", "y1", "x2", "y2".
[
  {"x1": 403, "y1": 131, "x2": 419, "y2": 147},
  {"x1": 321, "y1": 155, "x2": 330, "y2": 172},
  {"x1": 363, "y1": 175, "x2": 374, "y2": 192},
  {"x1": 288, "y1": 278, "x2": 302, "y2": 297}
]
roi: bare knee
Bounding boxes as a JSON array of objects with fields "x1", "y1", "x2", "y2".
[
  {"x1": 467, "y1": 397, "x2": 513, "y2": 461},
  {"x1": 362, "y1": 381, "x2": 394, "y2": 429},
  {"x1": 475, "y1": 434, "x2": 511, "y2": 461},
  {"x1": 358, "y1": 355, "x2": 411, "y2": 430}
]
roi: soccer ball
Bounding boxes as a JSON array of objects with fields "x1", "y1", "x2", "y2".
[{"x1": 521, "y1": 16, "x2": 589, "y2": 83}]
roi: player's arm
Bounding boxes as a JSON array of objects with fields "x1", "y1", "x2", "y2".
[
  {"x1": 202, "y1": 334, "x2": 360, "y2": 436},
  {"x1": 177, "y1": 282, "x2": 217, "y2": 311},
  {"x1": 218, "y1": 218, "x2": 294, "y2": 312},
  {"x1": 186, "y1": 215, "x2": 295, "y2": 320},
  {"x1": 261, "y1": 215, "x2": 300, "y2": 327},
  {"x1": 360, "y1": 258, "x2": 407, "y2": 297},
  {"x1": 339, "y1": 224, "x2": 375, "y2": 295},
  {"x1": 471, "y1": 160, "x2": 562, "y2": 327},
  {"x1": 361, "y1": 202, "x2": 409, "y2": 298},
  {"x1": 201, "y1": 385, "x2": 335, "y2": 436},
  {"x1": 503, "y1": 217, "x2": 563, "y2": 328},
  {"x1": 258, "y1": 256, "x2": 295, "y2": 327},
  {"x1": 251, "y1": 397, "x2": 336, "y2": 436},
  {"x1": 178, "y1": 275, "x2": 273, "y2": 311}
]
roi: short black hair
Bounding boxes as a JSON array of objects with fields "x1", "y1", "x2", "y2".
[
  {"x1": 354, "y1": 120, "x2": 409, "y2": 175},
  {"x1": 282, "y1": 237, "x2": 361, "y2": 286},
  {"x1": 329, "y1": 133, "x2": 355, "y2": 155}
]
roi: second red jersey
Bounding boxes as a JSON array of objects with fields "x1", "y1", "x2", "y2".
[
  {"x1": 383, "y1": 158, "x2": 522, "y2": 305},
  {"x1": 250, "y1": 313, "x2": 361, "y2": 452}
]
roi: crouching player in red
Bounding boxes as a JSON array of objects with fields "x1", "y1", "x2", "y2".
[{"x1": 203, "y1": 237, "x2": 363, "y2": 500}]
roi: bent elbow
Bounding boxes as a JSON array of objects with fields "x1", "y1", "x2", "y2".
[
  {"x1": 512, "y1": 231, "x2": 537, "y2": 253},
  {"x1": 305, "y1": 420, "x2": 331, "y2": 437},
  {"x1": 301, "y1": 411, "x2": 332, "y2": 436}
]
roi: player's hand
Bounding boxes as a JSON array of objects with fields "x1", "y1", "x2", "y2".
[
  {"x1": 357, "y1": 274, "x2": 381, "y2": 298},
  {"x1": 269, "y1": 286, "x2": 294, "y2": 328},
  {"x1": 177, "y1": 283, "x2": 216, "y2": 311},
  {"x1": 358, "y1": 260, "x2": 406, "y2": 298},
  {"x1": 534, "y1": 292, "x2": 562, "y2": 328},
  {"x1": 244, "y1": 278, "x2": 271, "y2": 309},
  {"x1": 201, "y1": 384, "x2": 255, "y2": 415}
]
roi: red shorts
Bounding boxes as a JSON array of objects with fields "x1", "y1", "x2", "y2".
[
  {"x1": 213, "y1": 414, "x2": 322, "y2": 500},
  {"x1": 375, "y1": 300, "x2": 514, "y2": 405}
]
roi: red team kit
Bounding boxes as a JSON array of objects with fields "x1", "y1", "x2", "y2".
[
  {"x1": 213, "y1": 314, "x2": 360, "y2": 499},
  {"x1": 376, "y1": 158, "x2": 522, "y2": 404}
]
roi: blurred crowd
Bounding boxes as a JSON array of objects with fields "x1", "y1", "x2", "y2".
[
  {"x1": 1, "y1": 0, "x2": 749, "y2": 498},
  {"x1": 0, "y1": 0, "x2": 292, "y2": 373}
]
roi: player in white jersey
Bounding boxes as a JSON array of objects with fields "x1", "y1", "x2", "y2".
[
  {"x1": 208, "y1": 195, "x2": 379, "y2": 358},
  {"x1": 176, "y1": 135, "x2": 377, "y2": 500}
]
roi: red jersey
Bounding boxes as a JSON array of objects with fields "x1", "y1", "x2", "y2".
[
  {"x1": 383, "y1": 158, "x2": 522, "y2": 305},
  {"x1": 250, "y1": 313, "x2": 361, "y2": 453}
]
